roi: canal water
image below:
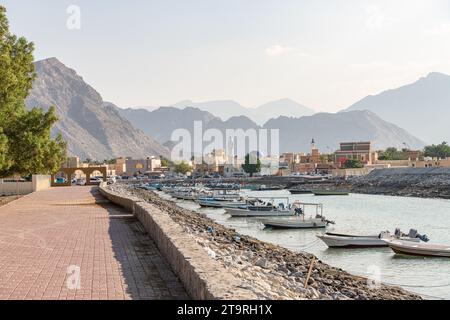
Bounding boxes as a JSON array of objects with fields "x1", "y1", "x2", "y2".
[{"x1": 158, "y1": 190, "x2": 450, "y2": 299}]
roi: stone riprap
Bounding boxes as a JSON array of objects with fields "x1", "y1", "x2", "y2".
[
  {"x1": 349, "y1": 168, "x2": 450, "y2": 199},
  {"x1": 104, "y1": 184, "x2": 421, "y2": 300}
]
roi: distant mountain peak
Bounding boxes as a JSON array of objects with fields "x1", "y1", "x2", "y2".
[{"x1": 346, "y1": 72, "x2": 450, "y2": 144}]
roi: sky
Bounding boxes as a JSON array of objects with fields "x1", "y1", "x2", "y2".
[{"x1": 2, "y1": 0, "x2": 450, "y2": 112}]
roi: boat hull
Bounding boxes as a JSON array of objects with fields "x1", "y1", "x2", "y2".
[
  {"x1": 317, "y1": 235, "x2": 387, "y2": 248},
  {"x1": 313, "y1": 191, "x2": 349, "y2": 196},
  {"x1": 386, "y1": 240, "x2": 450, "y2": 258},
  {"x1": 262, "y1": 218, "x2": 327, "y2": 229},
  {"x1": 225, "y1": 208, "x2": 292, "y2": 217}
]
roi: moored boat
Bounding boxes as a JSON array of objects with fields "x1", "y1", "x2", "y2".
[
  {"x1": 288, "y1": 189, "x2": 312, "y2": 195},
  {"x1": 313, "y1": 190, "x2": 349, "y2": 196},
  {"x1": 318, "y1": 229, "x2": 429, "y2": 248},
  {"x1": 384, "y1": 239, "x2": 450, "y2": 257}
]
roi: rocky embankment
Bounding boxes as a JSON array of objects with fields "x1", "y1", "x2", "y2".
[
  {"x1": 106, "y1": 184, "x2": 420, "y2": 300},
  {"x1": 349, "y1": 168, "x2": 450, "y2": 199}
]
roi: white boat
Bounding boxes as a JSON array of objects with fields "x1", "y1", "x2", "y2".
[
  {"x1": 225, "y1": 197, "x2": 294, "y2": 217},
  {"x1": 261, "y1": 216, "x2": 328, "y2": 229},
  {"x1": 384, "y1": 239, "x2": 450, "y2": 257},
  {"x1": 226, "y1": 207, "x2": 292, "y2": 217},
  {"x1": 318, "y1": 229, "x2": 428, "y2": 248},
  {"x1": 196, "y1": 198, "x2": 248, "y2": 208},
  {"x1": 259, "y1": 202, "x2": 333, "y2": 229}
]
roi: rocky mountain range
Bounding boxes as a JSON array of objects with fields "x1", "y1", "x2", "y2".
[
  {"x1": 26, "y1": 58, "x2": 168, "y2": 160},
  {"x1": 117, "y1": 106, "x2": 425, "y2": 153},
  {"x1": 133, "y1": 98, "x2": 315, "y2": 125},
  {"x1": 346, "y1": 72, "x2": 450, "y2": 144}
]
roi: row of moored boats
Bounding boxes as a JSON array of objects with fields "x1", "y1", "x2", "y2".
[{"x1": 139, "y1": 183, "x2": 450, "y2": 258}]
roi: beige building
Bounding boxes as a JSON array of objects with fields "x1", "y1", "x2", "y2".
[
  {"x1": 409, "y1": 158, "x2": 450, "y2": 168},
  {"x1": 125, "y1": 157, "x2": 162, "y2": 176},
  {"x1": 335, "y1": 141, "x2": 378, "y2": 165}
]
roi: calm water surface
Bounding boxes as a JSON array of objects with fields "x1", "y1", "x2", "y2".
[{"x1": 158, "y1": 190, "x2": 450, "y2": 299}]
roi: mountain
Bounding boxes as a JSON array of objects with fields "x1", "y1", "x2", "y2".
[
  {"x1": 255, "y1": 99, "x2": 314, "y2": 124},
  {"x1": 150, "y1": 98, "x2": 315, "y2": 125},
  {"x1": 26, "y1": 58, "x2": 168, "y2": 160},
  {"x1": 118, "y1": 105, "x2": 424, "y2": 154},
  {"x1": 172, "y1": 100, "x2": 250, "y2": 121},
  {"x1": 116, "y1": 106, "x2": 219, "y2": 143},
  {"x1": 263, "y1": 110, "x2": 425, "y2": 153},
  {"x1": 346, "y1": 72, "x2": 450, "y2": 144}
]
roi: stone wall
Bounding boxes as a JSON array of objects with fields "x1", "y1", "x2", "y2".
[{"x1": 99, "y1": 186, "x2": 257, "y2": 300}]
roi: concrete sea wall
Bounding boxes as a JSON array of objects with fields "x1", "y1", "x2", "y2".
[{"x1": 99, "y1": 186, "x2": 257, "y2": 300}]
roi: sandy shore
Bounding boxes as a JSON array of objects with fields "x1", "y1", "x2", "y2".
[{"x1": 106, "y1": 184, "x2": 421, "y2": 300}]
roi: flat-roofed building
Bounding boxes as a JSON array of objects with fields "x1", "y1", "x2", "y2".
[{"x1": 335, "y1": 141, "x2": 377, "y2": 165}]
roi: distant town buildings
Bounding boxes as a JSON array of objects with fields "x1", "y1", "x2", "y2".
[{"x1": 125, "y1": 156, "x2": 162, "y2": 176}]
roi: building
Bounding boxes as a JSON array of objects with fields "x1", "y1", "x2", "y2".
[
  {"x1": 334, "y1": 141, "x2": 378, "y2": 165},
  {"x1": 125, "y1": 157, "x2": 162, "y2": 176},
  {"x1": 409, "y1": 157, "x2": 450, "y2": 168},
  {"x1": 114, "y1": 157, "x2": 129, "y2": 176},
  {"x1": 62, "y1": 156, "x2": 80, "y2": 168}
]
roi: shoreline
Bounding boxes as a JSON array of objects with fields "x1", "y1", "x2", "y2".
[{"x1": 106, "y1": 183, "x2": 421, "y2": 300}]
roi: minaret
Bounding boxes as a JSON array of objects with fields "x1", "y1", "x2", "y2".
[{"x1": 311, "y1": 138, "x2": 316, "y2": 150}]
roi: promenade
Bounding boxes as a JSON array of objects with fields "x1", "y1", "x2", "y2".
[{"x1": 0, "y1": 186, "x2": 188, "y2": 300}]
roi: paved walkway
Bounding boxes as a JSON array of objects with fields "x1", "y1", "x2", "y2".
[{"x1": 0, "y1": 186, "x2": 188, "y2": 300}]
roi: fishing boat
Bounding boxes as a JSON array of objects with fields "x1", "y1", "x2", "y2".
[
  {"x1": 288, "y1": 189, "x2": 312, "y2": 195},
  {"x1": 225, "y1": 197, "x2": 292, "y2": 217},
  {"x1": 196, "y1": 198, "x2": 248, "y2": 208},
  {"x1": 317, "y1": 229, "x2": 428, "y2": 248},
  {"x1": 259, "y1": 202, "x2": 334, "y2": 229},
  {"x1": 384, "y1": 239, "x2": 450, "y2": 258},
  {"x1": 313, "y1": 190, "x2": 349, "y2": 196}
]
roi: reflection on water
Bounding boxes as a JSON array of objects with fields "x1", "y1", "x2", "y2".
[{"x1": 158, "y1": 190, "x2": 450, "y2": 299}]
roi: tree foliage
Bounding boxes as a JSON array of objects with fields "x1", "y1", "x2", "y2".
[
  {"x1": 0, "y1": 6, "x2": 66, "y2": 177},
  {"x1": 424, "y1": 142, "x2": 450, "y2": 159},
  {"x1": 343, "y1": 159, "x2": 363, "y2": 169},
  {"x1": 378, "y1": 147, "x2": 410, "y2": 161},
  {"x1": 242, "y1": 153, "x2": 261, "y2": 177},
  {"x1": 174, "y1": 161, "x2": 191, "y2": 175}
]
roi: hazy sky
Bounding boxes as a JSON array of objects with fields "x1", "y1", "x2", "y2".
[{"x1": 3, "y1": 0, "x2": 450, "y2": 111}]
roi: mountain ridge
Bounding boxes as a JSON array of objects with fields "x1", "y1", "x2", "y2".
[
  {"x1": 26, "y1": 57, "x2": 169, "y2": 161},
  {"x1": 346, "y1": 72, "x2": 450, "y2": 144}
]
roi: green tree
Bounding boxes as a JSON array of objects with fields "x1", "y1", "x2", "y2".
[
  {"x1": 174, "y1": 161, "x2": 191, "y2": 175},
  {"x1": 378, "y1": 147, "x2": 409, "y2": 160},
  {"x1": 242, "y1": 153, "x2": 261, "y2": 177},
  {"x1": 0, "y1": 6, "x2": 66, "y2": 177},
  {"x1": 160, "y1": 156, "x2": 170, "y2": 167},
  {"x1": 424, "y1": 142, "x2": 450, "y2": 159},
  {"x1": 343, "y1": 159, "x2": 363, "y2": 169}
]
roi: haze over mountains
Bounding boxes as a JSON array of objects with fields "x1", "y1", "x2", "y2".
[
  {"x1": 346, "y1": 72, "x2": 450, "y2": 144},
  {"x1": 26, "y1": 58, "x2": 168, "y2": 160},
  {"x1": 117, "y1": 106, "x2": 425, "y2": 153},
  {"x1": 132, "y1": 98, "x2": 315, "y2": 125}
]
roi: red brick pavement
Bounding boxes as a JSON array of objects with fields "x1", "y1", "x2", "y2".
[{"x1": 0, "y1": 186, "x2": 188, "y2": 300}]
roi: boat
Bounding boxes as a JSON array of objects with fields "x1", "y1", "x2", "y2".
[
  {"x1": 196, "y1": 198, "x2": 248, "y2": 208},
  {"x1": 261, "y1": 216, "x2": 329, "y2": 229},
  {"x1": 312, "y1": 190, "x2": 349, "y2": 196},
  {"x1": 259, "y1": 202, "x2": 334, "y2": 229},
  {"x1": 225, "y1": 197, "x2": 292, "y2": 217},
  {"x1": 317, "y1": 229, "x2": 428, "y2": 248},
  {"x1": 288, "y1": 189, "x2": 312, "y2": 195},
  {"x1": 384, "y1": 239, "x2": 450, "y2": 258},
  {"x1": 255, "y1": 185, "x2": 285, "y2": 191}
]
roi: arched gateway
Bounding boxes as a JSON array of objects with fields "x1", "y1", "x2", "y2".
[{"x1": 51, "y1": 167, "x2": 107, "y2": 187}]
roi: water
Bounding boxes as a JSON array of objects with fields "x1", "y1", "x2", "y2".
[{"x1": 159, "y1": 190, "x2": 450, "y2": 299}]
